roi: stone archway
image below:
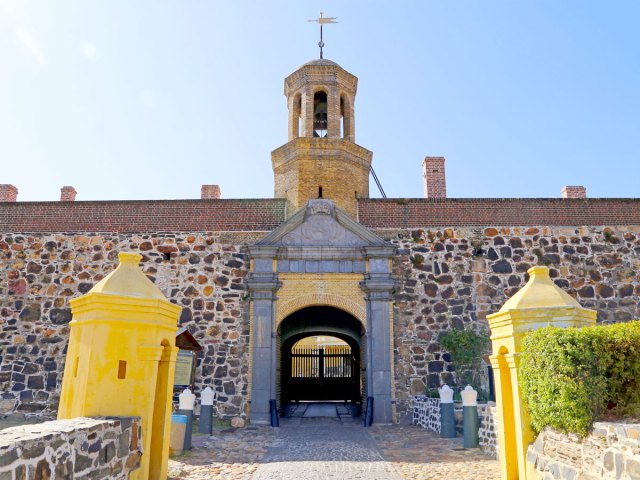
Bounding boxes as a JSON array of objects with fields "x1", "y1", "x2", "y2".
[{"x1": 278, "y1": 306, "x2": 364, "y2": 408}]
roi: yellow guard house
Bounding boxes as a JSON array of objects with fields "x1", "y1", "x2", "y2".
[
  {"x1": 487, "y1": 266, "x2": 596, "y2": 480},
  {"x1": 58, "y1": 252, "x2": 181, "y2": 480}
]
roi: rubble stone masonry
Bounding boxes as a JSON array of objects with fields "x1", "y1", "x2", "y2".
[
  {"x1": 0, "y1": 231, "x2": 258, "y2": 417},
  {"x1": 381, "y1": 225, "x2": 640, "y2": 415},
  {"x1": 0, "y1": 416, "x2": 142, "y2": 479},
  {"x1": 2, "y1": 224, "x2": 639, "y2": 418}
]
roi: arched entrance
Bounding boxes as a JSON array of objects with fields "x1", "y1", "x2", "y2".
[{"x1": 279, "y1": 306, "x2": 364, "y2": 410}]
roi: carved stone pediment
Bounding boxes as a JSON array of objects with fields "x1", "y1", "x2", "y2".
[{"x1": 255, "y1": 199, "x2": 388, "y2": 248}]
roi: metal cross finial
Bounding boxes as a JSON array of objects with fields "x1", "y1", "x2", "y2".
[{"x1": 308, "y1": 11, "x2": 338, "y2": 59}]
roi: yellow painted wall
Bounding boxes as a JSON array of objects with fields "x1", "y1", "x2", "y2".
[{"x1": 58, "y1": 252, "x2": 181, "y2": 480}]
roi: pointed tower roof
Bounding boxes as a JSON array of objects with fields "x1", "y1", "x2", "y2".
[
  {"x1": 499, "y1": 266, "x2": 581, "y2": 312},
  {"x1": 89, "y1": 252, "x2": 165, "y2": 299}
]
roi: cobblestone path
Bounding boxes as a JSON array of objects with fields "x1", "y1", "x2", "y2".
[
  {"x1": 369, "y1": 424, "x2": 500, "y2": 480},
  {"x1": 168, "y1": 411, "x2": 500, "y2": 480},
  {"x1": 252, "y1": 416, "x2": 400, "y2": 480}
]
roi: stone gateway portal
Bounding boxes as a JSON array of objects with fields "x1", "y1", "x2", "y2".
[{"x1": 247, "y1": 199, "x2": 396, "y2": 425}]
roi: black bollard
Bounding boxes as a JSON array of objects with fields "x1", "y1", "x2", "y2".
[
  {"x1": 269, "y1": 399, "x2": 279, "y2": 427},
  {"x1": 364, "y1": 396, "x2": 374, "y2": 427},
  {"x1": 462, "y1": 385, "x2": 479, "y2": 448},
  {"x1": 178, "y1": 409, "x2": 194, "y2": 450}
]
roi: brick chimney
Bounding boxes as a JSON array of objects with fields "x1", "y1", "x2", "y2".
[
  {"x1": 0, "y1": 184, "x2": 18, "y2": 202},
  {"x1": 60, "y1": 186, "x2": 77, "y2": 202},
  {"x1": 201, "y1": 185, "x2": 221, "y2": 199},
  {"x1": 422, "y1": 157, "x2": 446, "y2": 199},
  {"x1": 561, "y1": 186, "x2": 586, "y2": 199}
]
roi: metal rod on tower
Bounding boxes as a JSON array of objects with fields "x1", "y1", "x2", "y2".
[
  {"x1": 370, "y1": 166, "x2": 387, "y2": 198},
  {"x1": 308, "y1": 11, "x2": 338, "y2": 59}
]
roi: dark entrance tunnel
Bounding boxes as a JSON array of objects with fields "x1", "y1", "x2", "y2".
[{"x1": 279, "y1": 306, "x2": 363, "y2": 408}]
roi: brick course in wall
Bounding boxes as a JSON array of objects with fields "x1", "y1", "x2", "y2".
[
  {"x1": 0, "y1": 199, "x2": 287, "y2": 233},
  {"x1": 357, "y1": 198, "x2": 640, "y2": 228}
]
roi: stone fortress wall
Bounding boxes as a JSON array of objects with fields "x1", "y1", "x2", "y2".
[
  {"x1": 2, "y1": 215, "x2": 639, "y2": 419},
  {"x1": 0, "y1": 230, "x2": 258, "y2": 418},
  {"x1": 383, "y1": 224, "x2": 640, "y2": 416}
]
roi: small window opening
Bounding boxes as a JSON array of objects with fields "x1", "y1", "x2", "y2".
[
  {"x1": 297, "y1": 96, "x2": 302, "y2": 138},
  {"x1": 340, "y1": 97, "x2": 345, "y2": 138},
  {"x1": 118, "y1": 360, "x2": 127, "y2": 379},
  {"x1": 163, "y1": 252, "x2": 171, "y2": 261},
  {"x1": 73, "y1": 356, "x2": 79, "y2": 378},
  {"x1": 318, "y1": 186, "x2": 323, "y2": 198},
  {"x1": 354, "y1": 190, "x2": 358, "y2": 198}
]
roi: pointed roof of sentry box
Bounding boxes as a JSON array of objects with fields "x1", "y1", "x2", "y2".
[
  {"x1": 89, "y1": 252, "x2": 166, "y2": 300},
  {"x1": 499, "y1": 266, "x2": 582, "y2": 312}
]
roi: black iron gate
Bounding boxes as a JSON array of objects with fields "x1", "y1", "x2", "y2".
[{"x1": 283, "y1": 346, "x2": 360, "y2": 403}]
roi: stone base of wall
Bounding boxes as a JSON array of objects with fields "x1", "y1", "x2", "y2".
[
  {"x1": 527, "y1": 422, "x2": 640, "y2": 480},
  {"x1": 477, "y1": 403, "x2": 498, "y2": 458},
  {"x1": 0, "y1": 417, "x2": 142, "y2": 479},
  {"x1": 412, "y1": 396, "x2": 441, "y2": 433},
  {"x1": 412, "y1": 396, "x2": 498, "y2": 458}
]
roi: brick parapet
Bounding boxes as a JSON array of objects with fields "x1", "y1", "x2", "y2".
[
  {"x1": 358, "y1": 198, "x2": 640, "y2": 228},
  {"x1": 0, "y1": 199, "x2": 287, "y2": 233}
]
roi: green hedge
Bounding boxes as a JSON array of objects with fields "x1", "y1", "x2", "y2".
[{"x1": 520, "y1": 321, "x2": 640, "y2": 436}]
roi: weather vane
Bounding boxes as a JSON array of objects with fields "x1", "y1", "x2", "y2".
[{"x1": 308, "y1": 11, "x2": 338, "y2": 59}]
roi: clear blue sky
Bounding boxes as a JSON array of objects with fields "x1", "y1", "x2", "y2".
[{"x1": 1, "y1": 1, "x2": 638, "y2": 201}]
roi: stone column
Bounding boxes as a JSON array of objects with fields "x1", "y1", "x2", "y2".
[
  {"x1": 360, "y1": 246, "x2": 396, "y2": 424},
  {"x1": 247, "y1": 246, "x2": 281, "y2": 425},
  {"x1": 328, "y1": 85, "x2": 340, "y2": 138},
  {"x1": 302, "y1": 88, "x2": 314, "y2": 138}
]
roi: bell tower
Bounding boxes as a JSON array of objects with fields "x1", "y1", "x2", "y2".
[{"x1": 272, "y1": 59, "x2": 373, "y2": 218}]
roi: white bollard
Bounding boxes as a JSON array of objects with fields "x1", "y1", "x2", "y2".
[{"x1": 179, "y1": 388, "x2": 196, "y2": 410}]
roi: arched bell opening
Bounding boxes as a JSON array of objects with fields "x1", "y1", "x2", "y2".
[
  {"x1": 313, "y1": 90, "x2": 328, "y2": 138},
  {"x1": 278, "y1": 306, "x2": 364, "y2": 414}
]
